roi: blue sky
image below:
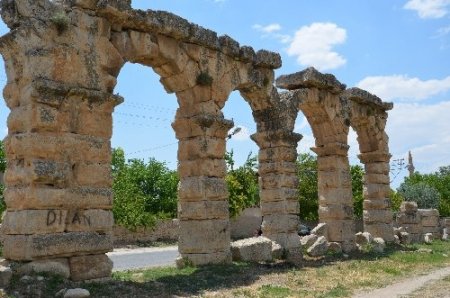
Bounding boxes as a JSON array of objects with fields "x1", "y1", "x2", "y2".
[{"x1": 1, "y1": 0, "x2": 450, "y2": 188}]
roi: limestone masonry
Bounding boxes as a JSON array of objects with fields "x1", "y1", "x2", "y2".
[{"x1": 0, "y1": 0, "x2": 395, "y2": 280}]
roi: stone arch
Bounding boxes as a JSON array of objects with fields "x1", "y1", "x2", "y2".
[
  {"x1": 0, "y1": 0, "x2": 303, "y2": 278},
  {"x1": 343, "y1": 88, "x2": 395, "y2": 242},
  {"x1": 276, "y1": 68, "x2": 355, "y2": 251}
]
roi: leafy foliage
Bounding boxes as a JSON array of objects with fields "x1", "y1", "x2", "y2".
[
  {"x1": 390, "y1": 189, "x2": 404, "y2": 212},
  {"x1": 296, "y1": 153, "x2": 365, "y2": 221},
  {"x1": 398, "y1": 180, "x2": 440, "y2": 209},
  {"x1": 351, "y1": 165, "x2": 364, "y2": 219},
  {"x1": 297, "y1": 153, "x2": 318, "y2": 221},
  {"x1": 397, "y1": 168, "x2": 450, "y2": 215},
  {"x1": 225, "y1": 150, "x2": 259, "y2": 218},
  {"x1": 112, "y1": 148, "x2": 179, "y2": 230}
]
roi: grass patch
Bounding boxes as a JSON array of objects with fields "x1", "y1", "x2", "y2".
[
  {"x1": 258, "y1": 284, "x2": 292, "y2": 297},
  {"x1": 4, "y1": 241, "x2": 450, "y2": 297}
]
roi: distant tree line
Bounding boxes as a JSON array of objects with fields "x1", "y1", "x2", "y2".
[{"x1": 0, "y1": 142, "x2": 448, "y2": 229}]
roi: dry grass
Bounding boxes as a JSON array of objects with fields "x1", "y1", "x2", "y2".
[{"x1": 3, "y1": 241, "x2": 450, "y2": 298}]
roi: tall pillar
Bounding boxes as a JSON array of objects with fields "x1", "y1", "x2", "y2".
[
  {"x1": 173, "y1": 88, "x2": 233, "y2": 266},
  {"x1": 359, "y1": 151, "x2": 395, "y2": 242},
  {"x1": 0, "y1": 3, "x2": 124, "y2": 280},
  {"x1": 313, "y1": 143, "x2": 355, "y2": 252},
  {"x1": 252, "y1": 129, "x2": 303, "y2": 263}
]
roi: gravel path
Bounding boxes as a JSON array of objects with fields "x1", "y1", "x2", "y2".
[{"x1": 353, "y1": 266, "x2": 450, "y2": 298}]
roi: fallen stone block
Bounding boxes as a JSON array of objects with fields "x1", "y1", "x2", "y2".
[
  {"x1": 355, "y1": 232, "x2": 373, "y2": 246},
  {"x1": 327, "y1": 242, "x2": 342, "y2": 254},
  {"x1": 307, "y1": 236, "x2": 328, "y2": 257},
  {"x1": 423, "y1": 233, "x2": 433, "y2": 244},
  {"x1": 63, "y1": 288, "x2": 90, "y2": 298},
  {"x1": 300, "y1": 234, "x2": 318, "y2": 249},
  {"x1": 311, "y1": 223, "x2": 327, "y2": 237},
  {"x1": 373, "y1": 238, "x2": 386, "y2": 253},
  {"x1": 231, "y1": 237, "x2": 273, "y2": 262}
]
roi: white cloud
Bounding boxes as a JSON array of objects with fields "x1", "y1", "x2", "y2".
[
  {"x1": 252, "y1": 23, "x2": 291, "y2": 43},
  {"x1": 297, "y1": 133, "x2": 316, "y2": 154},
  {"x1": 287, "y1": 22, "x2": 347, "y2": 71},
  {"x1": 387, "y1": 101, "x2": 450, "y2": 184},
  {"x1": 434, "y1": 25, "x2": 450, "y2": 38},
  {"x1": 253, "y1": 23, "x2": 282, "y2": 34},
  {"x1": 229, "y1": 125, "x2": 250, "y2": 141},
  {"x1": 404, "y1": 0, "x2": 450, "y2": 19},
  {"x1": 357, "y1": 75, "x2": 450, "y2": 101}
]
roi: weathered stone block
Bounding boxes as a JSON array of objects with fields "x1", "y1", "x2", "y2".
[
  {"x1": 363, "y1": 198, "x2": 392, "y2": 210},
  {"x1": 260, "y1": 200, "x2": 299, "y2": 216},
  {"x1": 15, "y1": 258, "x2": 71, "y2": 279},
  {"x1": 400, "y1": 201, "x2": 418, "y2": 214},
  {"x1": 65, "y1": 209, "x2": 114, "y2": 233},
  {"x1": 316, "y1": 155, "x2": 349, "y2": 171},
  {"x1": 319, "y1": 204, "x2": 353, "y2": 220},
  {"x1": 318, "y1": 187, "x2": 353, "y2": 205},
  {"x1": 178, "y1": 219, "x2": 230, "y2": 254},
  {"x1": 365, "y1": 162, "x2": 390, "y2": 175},
  {"x1": 265, "y1": 233, "x2": 301, "y2": 250},
  {"x1": 69, "y1": 254, "x2": 113, "y2": 281},
  {"x1": 355, "y1": 232, "x2": 373, "y2": 246},
  {"x1": 258, "y1": 147, "x2": 297, "y2": 163},
  {"x1": 318, "y1": 171, "x2": 351, "y2": 188},
  {"x1": 364, "y1": 173, "x2": 390, "y2": 184},
  {"x1": 231, "y1": 237, "x2": 273, "y2": 262},
  {"x1": 2, "y1": 210, "x2": 68, "y2": 235},
  {"x1": 261, "y1": 214, "x2": 298, "y2": 234},
  {"x1": 0, "y1": 265, "x2": 12, "y2": 288},
  {"x1": 178, "y1": 138, "x2": 226, "y2": 160},
  {"x1": 372, "y1": 238, "x2": 386, "y2": 253},
  {"x1": 364, "y1": 183, "x2": 390, "y2": 199},
  {"x1": 177, "y1": 251, "x2": 231, "y2": 267},
  {"x1": 259, "y1": 161, "x2": 297, "y2": 175},
  {"x1": 417, "y1": 209, "x2": 439, "y2": 217},
  {"x1": 300, "y1": 234, "x2": 318, "y2": 249},
  {"x1": 178, "y1": 176, "x2": 228, "y2": 201},
  {"x1": 178, "y1": 159, "x2": 226, "y2": 177},
  {"x1": 5, "y1": 186, "x2": 113, "y2": 210},
  {"x1": 307, "y1": 236, "x2": 328, "y2": 257},
  {"x1": 260, "y1": 173, "x2": 298, "y2": 189},
  {"x1": 178, "y1": 200, "x2": 229, "y2": 220},
  {"x1": 397, "y1": 212, "x2": 421, "y2": 224},
  {"x1": 3, "y1": 232, "x2": 113, "y2": 261},
  {"x1": 363, "y1": 210, "x2": 393, "y2": 224},
  {"x1": 402, "y1": 223, "x2": 423, "y2": 234},
  {"x1": 260, "y1": 188, "x2": 298, "y2": 203},
  {"x1": 327, "y1": 242, "x2": 342, "y2": 254},
  {"x1": 365, "y1": 223, "x2": 395, "y2": 242},
  {"x1": 325, "y1": 219, "x2": 355, "y2": 242},
  {"x1": 311, "y1": 223, "x2": 328, "y2": 237},
  {"x1": 421, "y1": 216, "x2": 439, "y2": 227},
  {"x1": 74, "y1": 163, "x2": 111, "y2": 187}
]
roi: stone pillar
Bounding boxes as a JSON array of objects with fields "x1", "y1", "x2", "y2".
[
  {"x1": 172, "y1": 89, "x2": 233, "y2": 266},
  {"x1": 359, "y1": 152, "x2": 395, "y2": 242},
  {"x1": 252, "y1": 129, "x2": 303, "y2": 263},
  {"x1": 312, "y1": 143, "x2": 355, "y2": 252},
  {"x1": 0, "y1": 3, "x2": 124, "y2": 280}
]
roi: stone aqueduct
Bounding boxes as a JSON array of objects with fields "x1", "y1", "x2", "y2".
[{"x1": 0, "y1": 0, "x2": 393, "y2": 280}]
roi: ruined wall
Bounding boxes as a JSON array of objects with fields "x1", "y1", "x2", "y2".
[{"x1": 0, "y1": 0, "x2": 298, "y2": 278}]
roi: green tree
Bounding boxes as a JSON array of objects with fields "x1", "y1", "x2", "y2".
[
  {"x1": 225, "y1": 150, "x2": 259, "y2": 217},
  {"x1": 398, "y1": 168, "x2": 450, "y2": 216},
  {"x1": 397, "y1": 182, "x2": 440, "y2": 209},
  {"x1": 351, "y1": 165, "x2": 364, "y2": 219},
  {"x1": 112, "y1": 148, "x2": 179, "y2": 230},
  {"x1": 297, "y1": 153, "x2": 318, "y2": 221}
]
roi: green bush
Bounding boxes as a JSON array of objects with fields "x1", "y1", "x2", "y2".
[
  {"x1": 297, "y1": 153, "x2": 318, "y2": 221},
  {"x1": 225, "y1": 151, "x2": 259, "y2": 218},
  {"x1": 397, "y1": 182, "x2": 440, "y2": 209},
  {"x1": 351, "y1": 165, "x2": 364, "y2": 219},
  {"x1": 112, "y1": 148, "x2": 179, "y2": 230}
]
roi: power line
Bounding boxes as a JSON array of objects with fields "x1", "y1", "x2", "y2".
[{"x1": 126, "y1": 142, "x2": 178, "y2": 156}]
